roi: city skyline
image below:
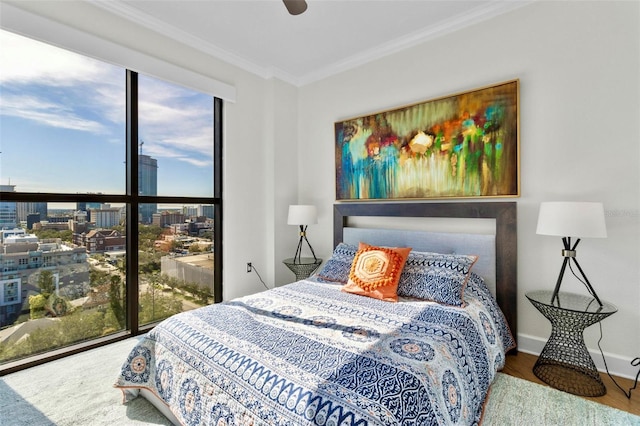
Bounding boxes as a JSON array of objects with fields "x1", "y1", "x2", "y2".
[{"x1": 0, "y1": 29, "x2": 214, "y2": 198}]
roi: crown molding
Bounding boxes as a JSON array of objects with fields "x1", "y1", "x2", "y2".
[
  {"x1": 298, "y1": 1, "x2": 533, "y2": 86},
  {"x1": 89, "y1": 0, "x2": 532, "y2": 87}
]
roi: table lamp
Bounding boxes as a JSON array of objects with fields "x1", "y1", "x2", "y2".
[
  {"x1": 287, "y1": 205, "x2": 318, "y2": 264},
  {"x1": 536, "y1": 201, "x2": 607, "y2": 306}
]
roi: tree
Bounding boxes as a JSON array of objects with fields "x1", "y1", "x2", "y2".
[
  {"x1": 89, "y1": 268, "x2": 110, "y2": 288},
  {"x1": 37, "y1": 270, "x2": 56, "y2": 297},
  {"x1": 33, "y1": 228, "x2": 73, "y2": 243},
  {"x1": 170, "y1": 240, "x2": 184, "y2": 252},
  {"x1": 188, "y1": 244, "x2": 203, "y2": 253},
  {"x1": 138, "y1": 289, "x2": 182, "y2": 324},
  {"x1": 139, "y1": 224, "x2": 164, "y2": 251},
  {"x1": 29, "y1": 294, "x2": 47, "y2": 319},
  {"x1": 48, "y1": 295, "x2": 69, "y2": 317},
  {"x1": 109, "y1": 275, "x2": 125, "y2": 328}
]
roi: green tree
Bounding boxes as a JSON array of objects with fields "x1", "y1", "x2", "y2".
[
  {"x1": 89, "y1": 268, "x2": 110, "y2": 288},
  {"x1": 32, "y1": 229, "x2": 73, "y2": 243},
  {"x1": 139, "y1": 289, "x2": 182, "y2": 324},
  {"x1": 139, "y1": 225, "x2": 164, "y2": 251},
  {"x1": 37, "y1": 270, "x2": 55, "y2": 297},
  {"x1": 29, "y1": 294, "x2": 47, "y2": 319},
  {"x1": 48, "y1": 295, "x2": 69, "y2": 317},
  {"x1": 170, "y1": 240, "x2": 183, "y2": 252},
  {"x1": 188, "y1": 244, "x2": 203, "y2": 253},
  {"x1": 109, "y1": 275, "x2": 125, "y2": 328}
]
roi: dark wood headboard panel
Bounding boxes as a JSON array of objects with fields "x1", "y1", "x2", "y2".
[{"x1": 334, "y1": 202, "x2": 517, "y2": 347}]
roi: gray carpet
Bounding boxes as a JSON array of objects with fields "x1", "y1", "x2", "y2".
[
  {"x1": 1, "y1": 337, "x2": 638, "y2": 425},
  {"x1": 0, "y1": 338, "x2": 171, "y2": 426}
]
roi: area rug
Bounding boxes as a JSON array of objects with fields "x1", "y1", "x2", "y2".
[
  {"x1": 0, "y1": 337, "x2": 638, "y2": 425},
  {"x1": 0, "y1": 338, "x2": 171, "y2": 426},
  {"x1": 482, "y1": 372, "x2": 639, "y2": 426}
]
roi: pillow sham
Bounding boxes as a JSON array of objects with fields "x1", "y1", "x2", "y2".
[
  {"x1": 315, "y1": 242, "x2": 358, "y2": 283},
  {"x1": 342, "y1": 242, "x2": 411, "y2": 302},
  {"x1": 397, "y1": 251, "x2": 478, "y2": 307}
]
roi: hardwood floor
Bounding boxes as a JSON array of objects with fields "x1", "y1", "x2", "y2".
[{"x1": 502, "y1": 351, "x2": 640, "y2": 416}]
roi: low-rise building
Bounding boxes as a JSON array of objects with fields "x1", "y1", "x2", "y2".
[
  {"x1": 0, "y1": 236, "x2": 89, "y2": 327},
  {"x1": 161, "y1": 252, "x2": 214, "y2": 295},
  {"x1": 74, "y1": 229, "x2": 125, "y2": 254}
]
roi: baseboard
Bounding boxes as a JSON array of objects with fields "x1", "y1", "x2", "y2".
[{"x1": 517, "y1": 333, "x2": 639, "y2": 380}]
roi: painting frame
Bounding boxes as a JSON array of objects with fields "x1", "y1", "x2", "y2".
[{"x1": 334, "y1": 79, "x2": 520, "y2": 201}]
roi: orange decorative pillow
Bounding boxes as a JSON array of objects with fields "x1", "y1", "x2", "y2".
[{"x1": 342, "y1": 242, "x2": 411, "y2": 302}]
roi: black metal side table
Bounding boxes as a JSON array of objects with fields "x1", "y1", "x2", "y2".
[
  {"x1": 283, "y1": 257, "x2": 322, "y2": 280},
  {"x1": 526, "y1": 290, "x2": 617, "y2": 397}
]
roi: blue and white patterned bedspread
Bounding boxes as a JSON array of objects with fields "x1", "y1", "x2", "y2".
[{"x1": 115, "y1": 277, "x2": 514, "y2": 425}]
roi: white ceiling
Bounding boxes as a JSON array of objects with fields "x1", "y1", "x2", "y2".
[{"x1": 92, "y1": 0, "x2": 530, "y2": 86}]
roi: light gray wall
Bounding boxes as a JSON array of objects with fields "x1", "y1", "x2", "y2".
[{"x1": 297, "y1": 1, "x2": 640, "y2": 377}]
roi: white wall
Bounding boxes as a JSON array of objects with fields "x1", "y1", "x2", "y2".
[
  {"x1": 297, "y1": 1, "x2": 640, "y2": 378},
  {"x1": 4, "y1": 1, "x2": 639, "y2": 378}
]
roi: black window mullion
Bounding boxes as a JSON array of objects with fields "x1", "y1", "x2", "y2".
[
  {"x1": 126, "y1": 70, "x2": 139, "y2": 333},
  {"x1": 0, "y1": 68, "x2": 223, "y2": 375},
  {"x1": 214, "y1": 97, "x2": 223, "y2": 303}
]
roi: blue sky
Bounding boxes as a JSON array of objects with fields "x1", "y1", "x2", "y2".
[{"x1": 0, "y1": 29, "x2": 214, "y2": 198}]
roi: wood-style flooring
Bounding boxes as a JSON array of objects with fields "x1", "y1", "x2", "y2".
[{"x1": 502, "y1": 351, "x2": 640, "y2": 416}]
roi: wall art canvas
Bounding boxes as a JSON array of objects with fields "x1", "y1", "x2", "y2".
[{"x1": 335, "y1": 80, "x2": 520, "y2": 200}]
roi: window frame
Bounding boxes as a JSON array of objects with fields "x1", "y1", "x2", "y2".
[{"x1": 0, "y1": 70, "x2": 223, "y2": 375}]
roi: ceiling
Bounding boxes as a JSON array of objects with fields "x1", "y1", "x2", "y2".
[{"x1": 92, "y1": 0, "x2": 530, "y2": 86}]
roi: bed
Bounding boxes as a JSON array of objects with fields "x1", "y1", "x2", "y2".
[{"x1": 115, "y1": 201, "x2": 517, "y2": 425}]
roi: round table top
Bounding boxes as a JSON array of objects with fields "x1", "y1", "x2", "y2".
[
  {"x1": 526, "y1": 290, "x2": 617, "y2": 315},
  {"x1": 283, "y1": 257, "x2": 322, "y2": 265}
]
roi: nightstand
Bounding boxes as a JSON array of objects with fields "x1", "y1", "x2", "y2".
[
  {"x1": 526, "y1": 290, "x2": 617, "y2": 397},
  {"x1": 283, "y1": 257, "x2": 322, "y2": 280}
]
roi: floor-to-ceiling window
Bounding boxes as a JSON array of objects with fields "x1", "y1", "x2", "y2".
[{"x1": 0, "y1": 29, "x2": 222, "y2": 374}]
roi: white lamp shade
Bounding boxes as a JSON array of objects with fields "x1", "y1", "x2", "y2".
[
  {"x1": 287, "y1": 205, "x2": 317, "y2": 225},
  {"x1": 536, "y1": 202, "x2": 607, "y2": 238}
]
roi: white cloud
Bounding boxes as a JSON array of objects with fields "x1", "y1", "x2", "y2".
[
  {"x1": 1, "y1": 29, "x2": 212, "y2": 169},
  {"x1": 0, "y1": 29, "x2": 125, "y2": 133},
  {"x1": 1, "y1": 94, "x2": 106, "y2": 133},
  {"x1": 176, "y1": 156, "x2": 212, "y2": 168},
  {"x1": 137, "y1": 81, "x2": 214, "y2": 166}
]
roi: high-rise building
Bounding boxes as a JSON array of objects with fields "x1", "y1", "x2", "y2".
[
  {"x1": 0, "y1": 185, "x2": 17, "y2": 230},
  {"x1": 26, "y1": 213, "x2": 41, "y2": 230},
  {"x1": 16, "y1": 201, "x2": 48, "y2": 223},
  {"x1": 91, "y1": 207, "x2": 122, "y2": 228},
  {"x1": 77, "y1": 200, "x2": 103, "y2": 213},
  {"x1": 183, "y1": 206, "x2": 198, "y2": 217},
  {"x1": 138, "y1": 154, "x2": 158, "y2": 224},
  {"x1": 197, "y1": 204, "x2": 214, "y2": 219}
]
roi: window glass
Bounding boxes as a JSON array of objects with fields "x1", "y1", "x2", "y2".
[
  {"x1": 0, "y1": 29, "x2": 220, "y2": 372},
  {"x1": 0, "y1": 30, "x2": 126, "y2": 194},
  {"x1": 138, "y1": 75, "x2": 214, "y2": 198},
  {"x1": 138, "y1": 203, "x2": 214, "y2": 326},
  {"x1": 0, "y1": 202, "x2": 126, "y2": 364}
]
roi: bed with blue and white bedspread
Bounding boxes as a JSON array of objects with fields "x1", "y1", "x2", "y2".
[{"x1": 115, "y1": 274, "x2": 514, "y2": 426}]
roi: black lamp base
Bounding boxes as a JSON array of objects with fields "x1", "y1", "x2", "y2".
[
  {"x1": 551, "y1": 237, "x2": 603, "y2": 307},
  {"x1": 292, "y1": 225, "x2": 317, "y2": 264}
]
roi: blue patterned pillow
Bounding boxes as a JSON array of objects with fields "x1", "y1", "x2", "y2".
[
  {"x1": 315, "y1": 242, "x2": 357, "y2": 283},
  {"x1": 397, "y1": 251, "x2": 478, "y2": 306}
]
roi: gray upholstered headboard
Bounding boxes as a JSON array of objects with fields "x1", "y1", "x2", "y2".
[
  {"x1": 334, "y1": 202, "x2": 517, "y2": 348},
  {"x1": 343, "y1": 228, "x2": 496, "y2": 295}
]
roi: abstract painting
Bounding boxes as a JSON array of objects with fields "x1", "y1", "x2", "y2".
[{"x1": 335, "y1": 80, "x2": 520, "y2": 200}]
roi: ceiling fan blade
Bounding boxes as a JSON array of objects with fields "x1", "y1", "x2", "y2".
[{"x1": 283, "y1": 0, "x2": 307, "y2": 15}]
